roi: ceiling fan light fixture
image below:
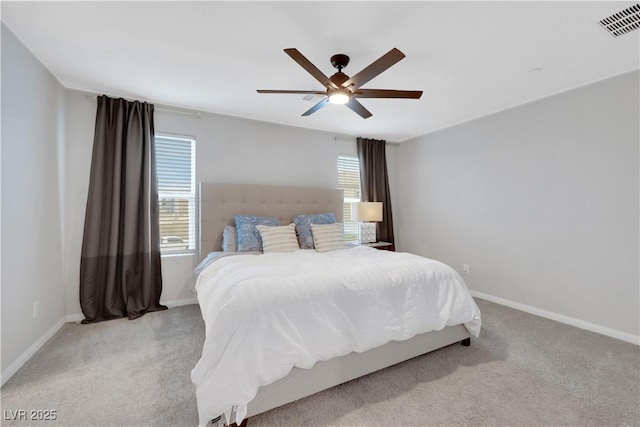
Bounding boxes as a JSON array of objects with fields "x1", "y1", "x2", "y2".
[{"x1": 328, "y1": 91, "x2": 350, "y2": 105}]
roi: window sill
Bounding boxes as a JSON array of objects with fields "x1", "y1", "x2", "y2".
[{"x1": 161, "y1": 251, "x2": 196, "y2": 258}]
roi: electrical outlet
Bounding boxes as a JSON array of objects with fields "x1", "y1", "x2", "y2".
[
  {"x1": 463, "y1": 264, "x2": 470, "y2": 275},
  {"x1": 33, "y1": 301, "x2": 40, "y2": 319}
]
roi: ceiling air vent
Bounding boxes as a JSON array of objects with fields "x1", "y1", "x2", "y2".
[{"x1": 599, "y1": 3, "x2": 640, "y2": 37}]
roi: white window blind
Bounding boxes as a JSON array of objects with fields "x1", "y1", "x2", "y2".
[
  {"x1": 338, "y1": 155, "x2": 361, "y2": 242},
  {"x1": 155, "y1": 135, "x2": 196, "y2": 254}
]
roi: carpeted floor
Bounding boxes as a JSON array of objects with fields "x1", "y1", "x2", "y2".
[{"x1": 1, "y1": 298, "x2": 638, "y2": 426}]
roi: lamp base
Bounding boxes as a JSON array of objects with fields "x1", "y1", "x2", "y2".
[{"x1": 359, "y1": 222, "x2": 377, "y2": 244}]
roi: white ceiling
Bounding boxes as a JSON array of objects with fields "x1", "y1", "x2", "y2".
[{"x1": 2, "y1": 1, "x2": 638, "y2": 142}]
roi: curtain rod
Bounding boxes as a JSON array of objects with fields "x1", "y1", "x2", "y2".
[
  {"x1": 83, "y1": 94, "x2": 398, "y2": 143},
  {"x1": 333, "y1": 136, "x2": 400, "y2": 147},
  {"x1": 85, "y1": 94, "x2": 201, "y2": 118}
]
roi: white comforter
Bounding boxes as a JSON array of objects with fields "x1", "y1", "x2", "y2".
[{"x1": 191, "y1": 246, "x2": 481, "y2": 426}]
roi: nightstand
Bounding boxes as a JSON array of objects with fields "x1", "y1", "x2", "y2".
[{"x1": 352, "y1": 241, "x2": 395, "y2": 251}]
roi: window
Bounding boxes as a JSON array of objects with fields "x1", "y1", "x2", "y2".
[
  {"x1": 338, "y1": 155, "x2": 361, "y2": 242},
  {"x1": 155, "y1": 134, "x2": 196, "y2": 254}
]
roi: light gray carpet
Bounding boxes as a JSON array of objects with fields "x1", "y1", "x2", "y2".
[{"x1": 1, "y1": 299, "x2": 638, "y2": 426}]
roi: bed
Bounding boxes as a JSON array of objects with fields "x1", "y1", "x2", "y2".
[{"x1": 192, "y1": 183, "x2": 481, "y2": 427}]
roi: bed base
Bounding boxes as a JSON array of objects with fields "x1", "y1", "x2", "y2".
[
  {"x1": 235, "y1": 324, "x2": 471, "y2": 424},
  {"x1": 226, "y1": 326, "x2": 470, "y2": 426}
]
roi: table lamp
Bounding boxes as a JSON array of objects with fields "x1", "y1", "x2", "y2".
[{"x1": 351, "y1": 202, "x2": 383, "y2": 243}]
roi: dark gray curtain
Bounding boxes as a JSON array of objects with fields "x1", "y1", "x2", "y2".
[
  {"x1": 80, "y1": 95, "x2": 166, "y2": 323},
  {"x1": 356, "y1": 137, "x2": 394, "y2": 244}
]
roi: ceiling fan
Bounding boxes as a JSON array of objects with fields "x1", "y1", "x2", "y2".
[{"x1": 257, "y1": 48, "x2": 423, "y2": 119}]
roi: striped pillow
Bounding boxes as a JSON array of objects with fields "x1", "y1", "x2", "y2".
[
  {"x1": 256, "y1": 223, "x2": 300, "y2": 253},
  {"x1": 310, "y1": 223, "x2": 348, "y2": 252}
]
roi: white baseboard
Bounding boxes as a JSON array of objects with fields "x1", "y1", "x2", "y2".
[
  {"x1": 66, "y1": 313, "x2": 84, "y2": 323},
  {"x1": 1, "y1": 317, "x2": 66, "y2": 387},
  {"x1": 469, "y1": 290, "x2": 640, "y2": 346},
  {"x1": 161, "y1": 297, "x2": 198, "y2": 308},
  {"x1": 160, "y1": 298, "x2": 198, "y2": 308}
]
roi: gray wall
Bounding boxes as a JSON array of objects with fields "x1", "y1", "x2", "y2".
[
  {"x1": 1, "y1": 24, "x2": 67, "y2": 374},
  {"x1": 62, "y1": 91, "x2": 400, "y2": 318},
  {"x1": 397, "y1": 71, "x2": 639, "y2": 337}
]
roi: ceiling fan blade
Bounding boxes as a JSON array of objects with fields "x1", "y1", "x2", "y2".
[
  {"x1": 346, "y1": 98, "x2": 373, "y2": 119},
  {"x1": 257, "y1": 90, "x2": 327, "y2": 95},
  {"x1": 342, "y1": 48, "x2": 406, "y2": 90},
  {"x1": 284, "y1": 48, "x2": 338, "y2": 90},
  {"x1": 301, "y1": 98, "x2": 330, "y2": 116},
  {"x1": 354, "y1": 89, "x2": 423, "y2": 99}
]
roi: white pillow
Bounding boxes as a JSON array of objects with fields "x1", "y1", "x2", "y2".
[
  {"x1": 222, "y1": 225, "x2": 236, "y2": 252},
  {"x1": 255, "y1": 223, "x2": 300, "y2": 253},
  {"x1": 310, "y1": 223, "x2": 348, "y2": 252}
]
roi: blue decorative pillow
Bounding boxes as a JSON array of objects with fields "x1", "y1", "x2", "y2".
[
  {"x1": 234, "y1": 215, "x2": 280, "y2": 252},
  {"x1": 294, "y1": 213, "x2": 337, "y2": 249}
]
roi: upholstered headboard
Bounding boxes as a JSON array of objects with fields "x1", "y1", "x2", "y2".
[{"x1": 199, "y1": 182, "x2": 344, "y2": 254}]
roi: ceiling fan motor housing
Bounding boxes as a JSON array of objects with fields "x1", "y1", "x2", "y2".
[
  {"x1": 330, "y1": 71, "x2": 349, "y2": 87},
  {"x1": 330, "y1": 54, "x2": 351, "y2": 86}
]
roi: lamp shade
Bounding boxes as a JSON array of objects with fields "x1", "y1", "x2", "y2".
[{"x1": 350, "y1": 202, "x2": 383, "y2": 222}]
